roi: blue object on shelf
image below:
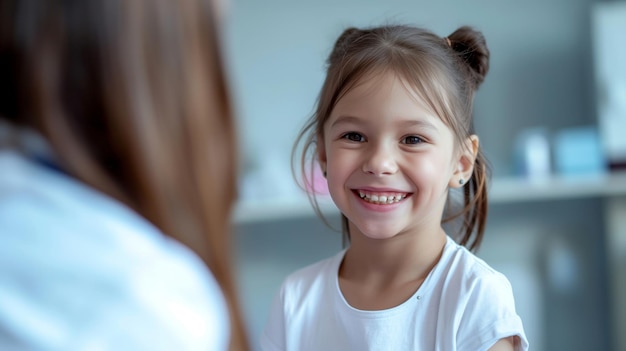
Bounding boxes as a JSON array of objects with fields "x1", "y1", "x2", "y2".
[{"x1": 553, "y1": 126, "x2": 607, "y2": 176}]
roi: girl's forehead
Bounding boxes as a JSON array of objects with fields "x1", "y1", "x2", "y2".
[{"x1": 327, "y1": 70, "x2": 444, "y2": 123}]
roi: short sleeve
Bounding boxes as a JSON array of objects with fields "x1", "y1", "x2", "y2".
[
  {"x1": 260, "y1": 286, "x2": 286, "y2": 351},
  {"x1": 455, "y1": 272, "x2": 529, "y2": 351}
]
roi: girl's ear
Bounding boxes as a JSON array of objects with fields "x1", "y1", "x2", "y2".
[
  {"x1": 450, "y1": 135, "x2": 479, "y2": 188},
  {"x1": 317, "y1": 134, "x2": 327, "y2": 174}
]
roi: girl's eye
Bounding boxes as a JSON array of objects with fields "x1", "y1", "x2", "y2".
[
  {"x1": 342, "y1": 132, "x2": 365, "y2": 142},
  {"x1": 402, "y1": 135, "x2": 423, "y2": 145}
]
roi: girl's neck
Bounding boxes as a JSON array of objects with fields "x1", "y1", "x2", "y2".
[
  {"x1": 343, "y1": 225, "x2": 447, "y2": 275},
  {"x1": 337, "y1": 226, "x2": 447, "y2": 310}
]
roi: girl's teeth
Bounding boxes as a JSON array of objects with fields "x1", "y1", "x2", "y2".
[{"x1": 357, "y1": 192, "x2": 407, "y2": 204}]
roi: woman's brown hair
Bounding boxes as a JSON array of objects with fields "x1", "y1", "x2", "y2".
[
  {"x1": 294, "y1": 24, "x2": 490, "y2": 252},
  {"x1": 0, "y1": 0, "x2": 248, "y2": 349}
]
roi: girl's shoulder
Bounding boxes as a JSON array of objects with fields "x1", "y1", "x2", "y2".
[
  {"x1": 274, "y1": 249, "x2": 346, "y2": 312},
  {"x1": 437, "y1": 237, "x2": 528, "y2": 350},
  {"x1": 441, "y1": 236, "x2": 510, "y2": 286},
  {"x1": 281, "y1": 250, "x2": 346, "y2": 292}
]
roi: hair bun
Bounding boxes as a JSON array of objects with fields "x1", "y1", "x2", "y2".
[
  {"x1": 328, "y1": 27, "x2": 362, "y2": 64},
  {"x1": 447, "y1": 26, "x2": 490, "y2": 88}
]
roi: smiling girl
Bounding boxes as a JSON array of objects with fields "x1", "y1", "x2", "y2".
[{"x1": 261, "y1": 25, "x2": 528, "y2": 351}]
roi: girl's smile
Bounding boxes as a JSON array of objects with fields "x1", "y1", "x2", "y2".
[{"x1": 352, "y1": 187, "x2": 412, "y2": 212}]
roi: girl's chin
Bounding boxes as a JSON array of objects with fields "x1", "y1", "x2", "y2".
[{"x1": 350, "y1": 223, "x2": 405, "y2": 241}]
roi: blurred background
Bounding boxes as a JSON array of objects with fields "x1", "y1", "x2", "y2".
[{"x1": 222, "y1": 0, "x2": 626, "y2": 350}]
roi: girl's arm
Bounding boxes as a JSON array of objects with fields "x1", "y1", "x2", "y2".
[{"x1": 488, "y1": 336, "x2": 517, "y2": 351}]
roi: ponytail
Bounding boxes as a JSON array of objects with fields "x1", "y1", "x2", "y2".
[
  {"x1": 457, "y1": 150, "x2": 490, "y2": 251},
  {"x1": 444, "y1": 26, "x2": 491, "y2": 252}
]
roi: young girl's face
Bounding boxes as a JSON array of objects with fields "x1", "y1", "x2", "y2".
[{"x1": 319, "y1": 71, "x2": 469, "y2": 241}]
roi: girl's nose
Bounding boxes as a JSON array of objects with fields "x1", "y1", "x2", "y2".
[{"x1": 361, "y1": 144, "x2": 398, "y2": 176}]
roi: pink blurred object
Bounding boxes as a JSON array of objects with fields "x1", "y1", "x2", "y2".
[{"x1": 304, "y1": 163, "x2": 329, "y2": 195}]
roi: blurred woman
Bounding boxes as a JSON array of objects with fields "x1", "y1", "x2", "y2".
[{"x1": 0, "y1": 0, "x2": 248, "y2": 350}]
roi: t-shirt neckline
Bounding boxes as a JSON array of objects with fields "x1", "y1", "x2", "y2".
[{"x1": 331, "y1": 236, "x2": 454, "y2": 318}]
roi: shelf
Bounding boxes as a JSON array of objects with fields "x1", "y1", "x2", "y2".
[
  {"x1": 233, "y1": 195, "x2": 337, "y2": 224},
  {"x1": 233, "y1": 171, "x2": 626, "y2": 224},
  {"x1": 490, "y1": 171, "x2": 626, "y2": 203}
]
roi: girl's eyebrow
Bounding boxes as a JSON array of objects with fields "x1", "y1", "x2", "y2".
[
  {"x1": 329, "y1": 115, "x2": 362, "y2": 128},
  {"x1": 330, "y1": 115, "x2": 439, "y2": 132},
  {"x1": 398, "y1": 119, "x2": 439, "y2": 132}
]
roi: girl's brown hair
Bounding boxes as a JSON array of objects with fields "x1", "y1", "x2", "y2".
[
  {"x1": 294, "y1": 24, "x2": 490, "y2": 251},
  {"x1": 0, "y1": 0, "x2": 248, "y2": 349}
]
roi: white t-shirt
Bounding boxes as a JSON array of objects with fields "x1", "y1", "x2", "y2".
[
  {"x1": 0, "y1": 150, "x2": 230, "y2": 351},
  {"x1": 261, "y1": 236, "x2": 528, "y2": 351}
]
